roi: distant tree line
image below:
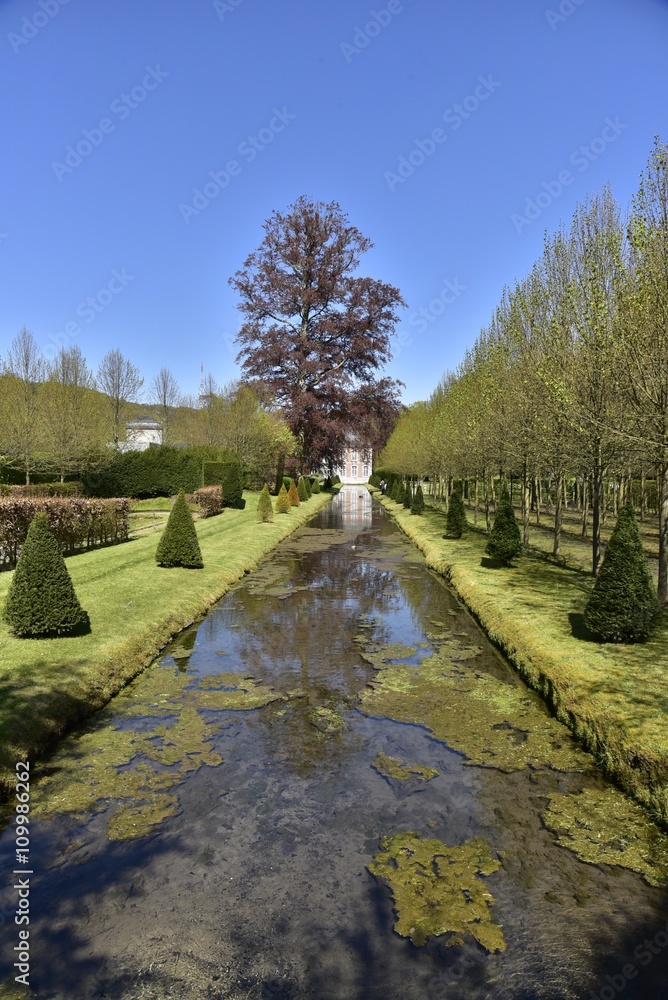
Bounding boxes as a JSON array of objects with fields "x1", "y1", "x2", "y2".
[{"x1": 379, "y1": 137, "x2": 668, "y2": 604}]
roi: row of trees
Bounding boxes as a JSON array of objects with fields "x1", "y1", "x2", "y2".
[
  {"x1": 379, "y1": 137, "x2": 668, "y2": 603},
  {"x1": 0, "y1": 333, "x2": 294, "y2": 487}
]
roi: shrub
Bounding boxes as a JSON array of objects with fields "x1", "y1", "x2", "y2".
[
  {"x1": 446, "y1": 484, "x2": 467, "y2": 538},
  {"x1": 84, "y1": 446, "x2": 226, "y2": 499},
  {"x1": 275, "y1": 483, "x2": 292, "y2": 514},
  {"x1": 583, "y1": 505, "x2": 661, "y2": 643},
  {"x1": 202, "y1": 461, "x2": 226, "y2": 487},
  {"x1": 256, "y1": 483, "x2": 274, "y2": 523},
  {"x1": 411, "y1": 484, "x2": 425, "y2": 515},
  {"x1": 288, "y1": 479, "x2": 300, "y2": 506},
  {"x1": 331, "y1": 474, "x2": 341, "y2": 486},
  {"x1": 187, "y1": 486, "x2": 223, "y2": 518},
  {"x1": 3, "y1": 513, "x2": 90, "y2": 637},
  {"x1": 485, "y1": 486, "x2": 522, "y2": 565},
  {"x1": 311, "y1": 478, "x2": 321, "y2": 494},
  {"x1": 297, "y1": 477, "x2": 310, "y2": 502},
  {"x1": 0, "y1": 497, "x2": 129, "y2": 568},
  {"x1": 304, "y1": 476, "x2": 312, "y2": 498},
  {"x1": 221, "y1": 454, "x2": 245, "y2": 508},
  {"x1": 155, "y1": 491, "x2": 203, "y2": 568},
  {"x1": 392, "y1": 479, "x2": 404, "y2": 504},
  {"x1": 324, "y1": 477, "x2": 333, "y2": 489},
  {"x1": 403, "y1": 482, "x2": 412, "y2": 509}
]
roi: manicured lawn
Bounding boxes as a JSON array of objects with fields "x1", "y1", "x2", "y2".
[
  {"x1": 0, "y1": 490, "x2": 336, "y2": 790},
  {"x1": 373, "y1": 489, "x2": 668, "y2": 829}
]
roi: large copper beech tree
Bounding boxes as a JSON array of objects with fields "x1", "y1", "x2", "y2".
[{"x1": 229, "y1": 196, "x2": 405, "y2": 470}]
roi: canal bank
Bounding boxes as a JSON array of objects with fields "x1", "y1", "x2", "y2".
[
  {"x1": 0, "y1": 488, "x2": 337, "y2": 795},
  {"x1": 371, "y1": 487, "x2": 668, "y2": 832},
  {"x1": 0, "y1": 487, "x2": 667, "y2": 1000}
]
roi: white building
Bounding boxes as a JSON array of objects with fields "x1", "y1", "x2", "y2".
[{"x1": 121, "y1": 416, "x2": 163, "y2": 452}]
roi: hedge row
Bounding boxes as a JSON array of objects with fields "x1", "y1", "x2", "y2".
[
  {"x1": 0, "y1": 482, "x2": 82, "y2": 498},
  {"x1": 186, "y1": 486, "x2": 223, "y2": 518},
  {"x1": 0, "y1": 497, "x2": 129, "y2": 568}
]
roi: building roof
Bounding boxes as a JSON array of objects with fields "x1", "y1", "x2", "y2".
[{"x1": 126, "y1": 415, "x2": 163, "y2": 428}]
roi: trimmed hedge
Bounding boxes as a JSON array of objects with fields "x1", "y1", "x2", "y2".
[
  {"x1": 155, "y1": 492, "x2": 203, "y2": 569},
  {"x1": 256, "y1": 484, "x2": 274, "y2": 523},
  {"x1": 84, "y1": 446, "x2": 224, "y2": 499},
  {"x1": 221, "y1": 454, "x2": 245, "y2": 508},
  {"x1": 275, "y1": 483, "x2": 292, "y2": 514},
  {"x1": 0, "y1": 497, "x2": 129, "y2": 569},
  {"x1": 202, "y1": 461, "x2": 226, "y2": 487},
  {"x1": 2, "y1": 482, "x2": 83, "y2": 498},
  {"x1": 3, "y1": 513, "x2": 90, "y2": 638},
  {"x1": 186, "y1": 486, "x2": 223, "y2": 518}
]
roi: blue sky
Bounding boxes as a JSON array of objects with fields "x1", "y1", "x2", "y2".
[{"x1": 1, "y1": 0, "x2": 667, "y2": 404}]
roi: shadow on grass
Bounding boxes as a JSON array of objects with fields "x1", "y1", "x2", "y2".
[
  {"x1": 568, "y1": 612, "x2": 600, "y2": 643},
  {"x1": 480, "y1": 557, "x2": 514, "y2": 570}
]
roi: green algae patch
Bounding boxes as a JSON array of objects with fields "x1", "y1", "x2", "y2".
[
  {"x1": 372, "y1": 752, "x2": 439, "y2": 782},
  {"x1": 30, "y1": 665, "x2": 283, "y2": 839},
  {"x1": 542, "y1": 787, "x2": 668, "y2": 887},
  {"x1": 359, "y1": 646, "x2": 592, "y2": 773},
  {"x1": 309, "y1": 706, "x2": 345, "y2": 734},
  {"x1": 367, "y1": 832, "x2": 505, "y2": 951}
]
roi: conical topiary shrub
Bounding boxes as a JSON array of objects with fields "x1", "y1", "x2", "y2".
[
  {"x1": 485, "y1": 486, "x2": 522, "y2": 565},
  {"x1": 403, "y1": 482, "x2": 412, "y2": 509},
  {"x1": 446, "y1": 484, "x2": 467, "y2": 538},
  {"x1": 288, "y1": 479, "x2": 300, "y2": 506},
  {"x1": 156, "y1": 491, "x2": 203, "y2": 568},
  {"x1": 3, "y1": 512, "x2": 90, "y2": 637},
  {"x1": 304, "y1": 477, "x2": 313, "y2": 498},
  {"x1": 411, "y1": 484, "x2": 425, "y2": 515},
  {"x1": 298, "y1": 477, "x2": 309, "y2": 502},
  {"x1": 275, "y1": 483, "x2": 292, "y2": 513},
  {"x1": 583, "y1": 505, "x2": 661, "y2": 643},
  {"x1": 256, "y1": 483, "x2": 274, "y2": 523},
  {"x1": 311, "y1": 478, "x2": 321, "y2": 494}
]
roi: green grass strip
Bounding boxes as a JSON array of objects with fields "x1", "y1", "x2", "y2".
[
  {"x1": 0, "y1": 490, "x2": 336, "y2": 791},
  {"x1": 372, "y1": 488, "x2": 668, "y2": 830}
]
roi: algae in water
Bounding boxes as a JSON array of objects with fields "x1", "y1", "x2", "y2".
[
  {"x1": 367, "y1": 831, "x2": 505, "y2": 951},
  {"x1": 372, "y1": 752, "x2": 439, "y2": 782},
  {"x1": 542, "y1": 787, "x2": 668, "y2": 887}
]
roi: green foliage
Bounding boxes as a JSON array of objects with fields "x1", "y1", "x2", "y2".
[
  {"x1": 3, "y1": 512, "x2": 90, "y2": 637},
  {"x1": 201, "y1": 461, "x2": 226, "y2": 487},
  {"x1": 446, "y1": 484, "x2": 467, "y2": 538},
  {"x1": 310, "y1": 478, "x2": 321, "y2": 494},
  {"x1": 411, "y1": 484, "x2": 425, "y2": 515},
  {"x1": 84, "y1": 446, "x2": 223, "y2": 499},
  {"x1": 403, "y1": 482, "x2": 412, "y2": 509},
  {"x1": 392, "y1": 479, "x2": 405, "y2": 504},
  {"x1": 304, "y1": 476, "x2": 312, "y2": 498},
  {"x1": 256, "y1": 483, "x2": 274, "y2": 523},
  {"x1": 485, "y1": 486, "x2": 522, "y2": 565},
  {"x1": 275, "y1": 483, "x2": 292, "y2": 513},
  {"x1": 323, "y1": 476, "x2": 332, "y2": 489},
  {"x1": 297, "y1": 477, "x2": 309, "y2": 502},
  {"x1": 155, "y1": 491, "x2": 203, "y2": 569},
  {"x1": 583, "y1": 505, "x2": 661, "y2": 643},
  {"x1": 221, "y1": 454, "x2": 245, "y2": 508},
  {"x1": 288, "y1": 479, "x2": 300, "y2": 506},
  {"x1": 331, "y1": 474, "x2": 341, "y2": 486}
]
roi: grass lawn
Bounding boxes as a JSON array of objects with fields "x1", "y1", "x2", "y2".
[
  {"x1": 372, "y1": 488, "x2": 668, "y2": 829},
  {"x1": 0, "y1": 489, "x2": 336, "y2": 791}
]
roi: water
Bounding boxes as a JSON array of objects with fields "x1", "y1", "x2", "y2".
[{"x1": 1, "y1": 488, "x2": 667, "y2": 999}]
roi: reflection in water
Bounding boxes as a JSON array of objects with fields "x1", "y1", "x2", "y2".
[{"x1": 0, "y1": 486, "x2": 667, "y2": 1000}]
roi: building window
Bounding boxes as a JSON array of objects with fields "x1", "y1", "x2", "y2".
[
  {"x1": 352, "y1": 465, "x2": 358, "y2": 477},
  {"x1": 363, "y1": 465, "x2": 369, "y2": 477},
  {"x1": 352, "y1": 450, "x2": 358, "y2": 461}
]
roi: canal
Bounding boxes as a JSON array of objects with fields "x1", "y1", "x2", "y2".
[{"x1": 1, "y1": 487, "x2": 667, "y2": 999}]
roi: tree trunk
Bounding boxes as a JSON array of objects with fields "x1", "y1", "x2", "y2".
[
  {"x1": 534, "y1": 477, "x2": 541, "y2": 525},
  {"x1": 659, "y1": 458, "x2": 668, "y2": 605},
  {"x1": 274, "y1": 451, "x2": 286, "y2": 495},
  {"x1": 522, "y1": 461, "x2": 530, "y2": 546},
  {"x1": 484, "y1": 470, "x2": 491, "y2": 532},
  {"x1": 581, "y1": 478, "x2": 589, "y2": 537},
  {"x1": 592, "y1": 445, "x2": 603, "y2": 576},
  {"x1": 640, "y1": 467, "x2": 647, "y2": 521},
  {"x1": 553, "y1": 470, "x2": 564, "y2": 557},
  {"x1": 474, "y1": 476, "x2": 479, "y2": 526}
]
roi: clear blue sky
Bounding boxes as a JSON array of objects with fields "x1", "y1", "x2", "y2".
[{"x1": 1, "y1": 0, "x2": 667, "y2": 404}]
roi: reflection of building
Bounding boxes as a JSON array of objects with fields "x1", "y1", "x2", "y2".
[
  {"x1": 337, "y1": 484, "x2": 373, "y2": 528},
  {"x1": 333, "y1": 444, "x2": 372, "y2": 484},
  {"x1": 121, "y1": 416, "x2": 163, "y2": 452}
]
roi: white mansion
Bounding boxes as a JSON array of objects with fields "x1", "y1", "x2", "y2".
[{"x1": 332, "y1": 443, "x2": 372, "y2": 484}]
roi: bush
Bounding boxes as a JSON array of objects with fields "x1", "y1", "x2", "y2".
[
  {"x1": 288, "y1": 479, "x2": 301, "y2": 506},
  {"x1": 411, "y1": 484, "x2": 425, "y2": 515},
  {"x1": 391, "y1": 479, "x2": 404, "y2": 504},
  {"x1": 5, "y1": 482, "x2": 83, "y2": 498},
  {"x1": 583, "y1": 505, "x2": 661, "y2": 643},
  {"x1": 84, "y1": 446, "x2": 223, "y2": 499},
  {"x1": 0, "y1": 497, "x2": 129, "y2": 568},
  {"x1": 202, "y1": 461, "x2": 226, "y2": 487},
  {"x1": 331, "y1": 474, "x2": 341, "y2": 486},
  {"x1": 297, "y1": 477, "x2": 309, "y2": 502},
  {"x1": 256, "y1": 483, "x2": 274, "y2": 523},
  {"x1": 187, "y1": 485, "x2": 223, "y2": 518},
  {"x1": 3, "y1": 512, "x2": 90, "y2": 638},
  {"x1": 311, "y1": 478, "x2": 321, "y2": 494},
  {"x1": 275, "y1": 483, "x2": 292, "y2": 514},
  {"x1": 155, "y1": 491, "x2": 203, "y2": 568},
  {"x1": 446, "y1": 484, "x2": 467, "y2": 538},
  {"x1": 324, "y1": 477, "x2": 332, "y2": 489},
  {"x1": 403, "y1": 482, "x2": 412, "y2": 509},
  {"x1": 304, "y1": 476, "x2": 312, "y2": 498},
  {"x1": 485, "y1": 486, "x2": 522, "y2": 565},
  {"x1": 221, "y1": 454, "x2": 245, "y2": 508}
]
